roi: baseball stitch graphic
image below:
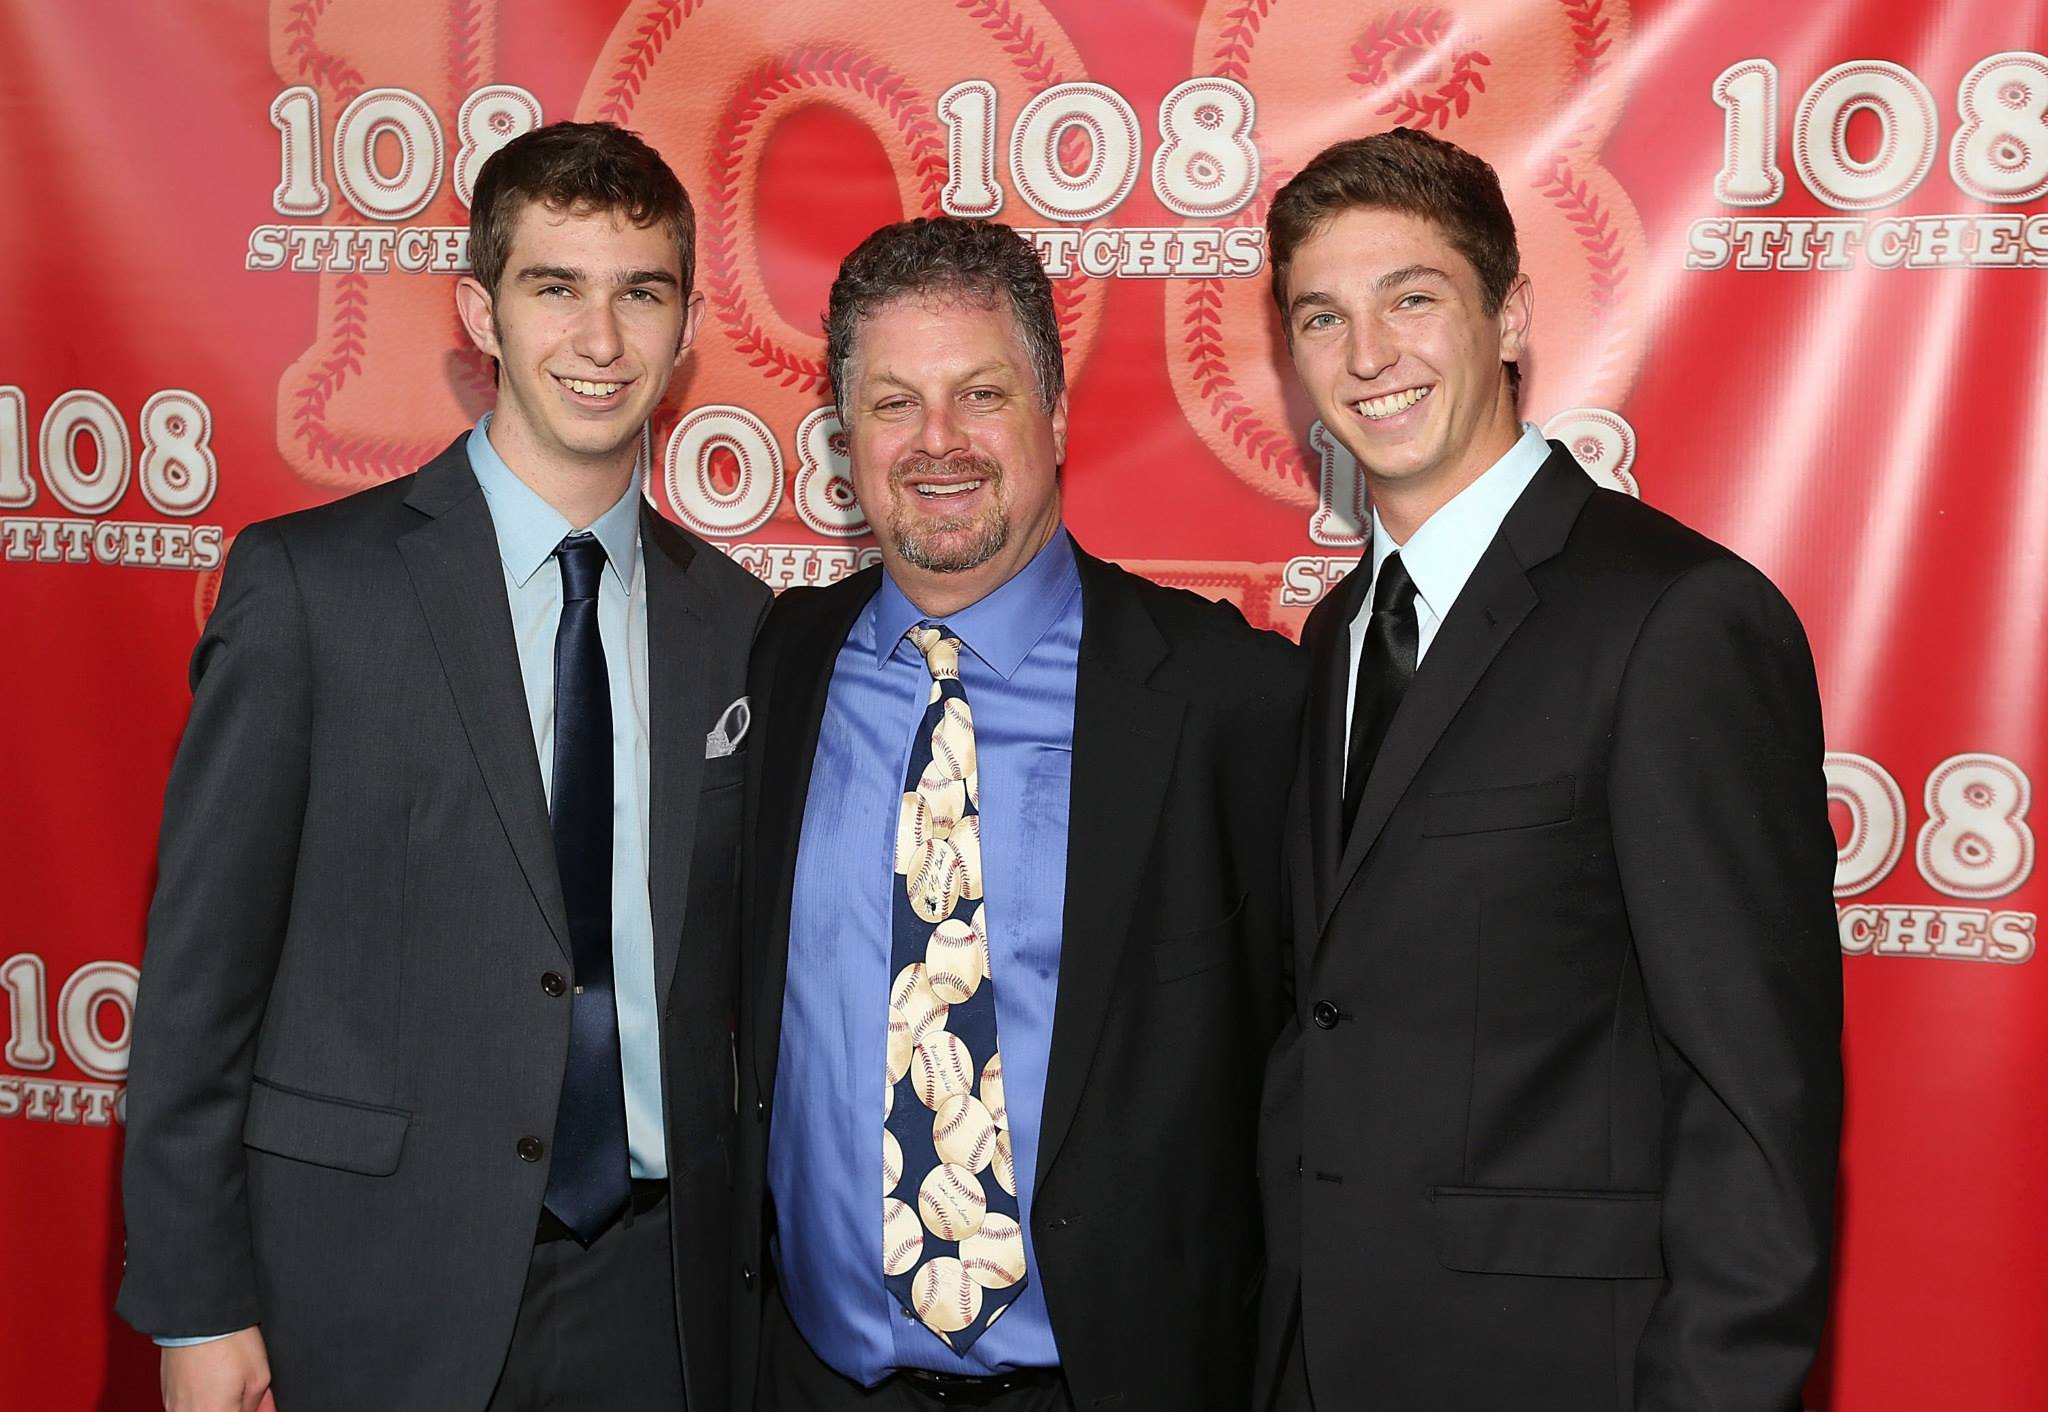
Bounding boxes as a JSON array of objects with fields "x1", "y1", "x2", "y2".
[{"x1": 574, "y1": 0, "x2": 1105, "y2": 527}]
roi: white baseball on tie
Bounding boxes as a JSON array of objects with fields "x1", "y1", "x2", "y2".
[
  {"x1": 894, "y1": 792, "x2": 936, "y2": 873},
  {"x1": 914, "y1": 1030, "x2": 975, "y2": 1110},
  {"x1": 917, "y1": 1163, "x2": 988, "y2": 1241},
  {"x1": 887, "y1": 1005, "x2": 914, "y2": 1084},
  {"x1": 966, "y1": 769, "x2": 980, "y2": 811},
  {"x1": 979, "y1": 1052, "x2": 1008, "y2": 1131},
  {"x1": 883, "y1": 1127, "x2": 904, "y2": 1194},
  {"x1": 991, "y1": 1129, "x2": 1017, "y2": 1197},
  {"x1": 891, "y1": 962, "x2": 949, "y2": 1045},
  {"x1": 930, "y1": 698, "x2": 977, "y2": 780},
  {"x1": 959, "y1": 1211, "x2": 1027, "y2": 1289},
  {"x1": 912, "y1": 1254, "x2": 982, "y2": 1333},
  {"x1": 918, "y1": 777, "x2": 966, "y2": 837},
  {"x1": 884, "y1": 1196, "x2": 924, "y2": 1276},
  {"x1": 925, "y1": 918, "x2": 985, "y2": 1005},
  {"x1": 906, "y1": 838, "x2": 966, "y2": 923},
  {"x1": 919, "y1": 634, "x2": 962, "y2": 681},
  {"x1": 951, "y1": 814, "x2": 984, "y2": 901},
  {"x1": 932, "y1": 1091, "x2": 999, "y2": 1173}
]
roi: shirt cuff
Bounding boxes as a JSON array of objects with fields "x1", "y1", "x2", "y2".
[{"x1": 155, "y1": 1329, "x2": 249, "y2": 1347}]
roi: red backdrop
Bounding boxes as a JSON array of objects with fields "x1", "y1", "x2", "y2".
[{"x1": 3, "y1": 1, "x2": 2042, "y2": 1407}]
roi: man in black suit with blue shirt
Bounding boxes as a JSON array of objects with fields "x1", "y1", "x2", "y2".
[
  {"x1": 1256, "y1": 128, "x2": 1843, "y2": 1412},
  {"x1": 118, "y1": 122, "x2": 767, "y2": 1412}
]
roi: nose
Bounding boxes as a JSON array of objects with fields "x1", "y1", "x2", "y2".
[
  {"x1": 914, "y1": 400, "x2": 966, "y2": 459},
  {"x1": 572, "y1": 297, "x2": 625, "y2": 366},
  {"x1": 1345, "y1": 317, "x2": 1395, "y2": 383}
]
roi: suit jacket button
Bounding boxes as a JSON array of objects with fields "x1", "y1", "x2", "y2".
[
  {"x1": 1312, "y1": 1000, "x2": 1341, "y2": 1029},
  {"x1": 541, "y1": 971, "x2": 567, "y2": 997},
  {"x1": 517, "y1": 1135, "x2": 545, "y2": 1162},
  {"x1": 742, "y1": 1264, "x2": 755, "y2": 1289},
  {"x1": 755, "y1": 1100, "x2": 766, "y2": 1122}
]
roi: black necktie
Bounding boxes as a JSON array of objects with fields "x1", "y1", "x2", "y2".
[
  {"x1": 1341, "y1": 550, "x2": 1419, "y2": 842},
  {"x1": 542, "y1": 533, "x2": 630, "y2": 1243}
]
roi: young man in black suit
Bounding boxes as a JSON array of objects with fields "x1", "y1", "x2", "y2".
[
  {"x1": 119, "y1": 123, "x2": 768, "y2": 1412},
  {"x1": 1257, "y1": 128, "x2": 1842, "y2": 1411}
]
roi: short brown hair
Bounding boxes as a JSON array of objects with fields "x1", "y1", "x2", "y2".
[
  {"x1": 1267, "y1": 129, "x2": 1521, "y2": 389},
  {"x1": 468, "y1": 121, "x2": 695, "y2": 295},
  {"x1": 825, "y1": 217, "x2": 1063, "y2": 421}
]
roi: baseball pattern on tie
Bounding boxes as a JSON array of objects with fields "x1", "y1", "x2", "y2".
[{"x1": 883, "y1": 625, "x2": 1025, "y2": 1351}]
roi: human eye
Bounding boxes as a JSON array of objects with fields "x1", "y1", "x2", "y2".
[
  {"x1": 1298, "y1": 310, "x2": 1339, "y2": 334},
  {"x1": 962, "y1": 387, "x2": 1004, "y2": 407},
  {"x1": 620, "y1": 287, "x2": 661, "y2": 304},
  {"x1": 1395, "y1": 290, "x2": 1435, "y2": 310}
]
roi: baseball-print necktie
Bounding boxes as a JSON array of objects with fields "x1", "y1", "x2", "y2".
[
  {"x1": 541, "y1": 533, "x2": 631, "y2": 1244},
  {"x1": 882, "y1": 625, "x2": 1027, "y2": 1352}
]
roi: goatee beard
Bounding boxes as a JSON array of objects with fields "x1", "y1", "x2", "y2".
[{"x1": 890, "y1": 454, "x2": 1007, "y2": 574}]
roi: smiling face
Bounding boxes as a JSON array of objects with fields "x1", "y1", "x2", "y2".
[
  {"x1": 844, "y1": 291, "x2": 1068, "y2": 616},
  {"x1": 455, "y1": 198, "x2": 703, "y2": 490},
  {"x1": 1282, "y1": 205, "x2": 1530, "y2": 539}
]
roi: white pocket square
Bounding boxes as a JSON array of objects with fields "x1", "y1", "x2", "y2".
[{"x1": 706, "y1": 696, "x2": 751, "y2": 758}]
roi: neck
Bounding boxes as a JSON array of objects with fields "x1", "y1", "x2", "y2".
[
  {"x1": 485, "y1": 419, "x2": 637, "y2": 529},
  {"x1": 890, "y1": 562, "x2": 1001, "y2": 621},
  {"x1": 1370, "y1": 414, "x2": 1521, "y2": 544}
]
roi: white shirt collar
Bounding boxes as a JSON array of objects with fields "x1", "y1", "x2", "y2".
[{"x1": 1370, "y1": 422, "x2": 1550, "y2": 625}]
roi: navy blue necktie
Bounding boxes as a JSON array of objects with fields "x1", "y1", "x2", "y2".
[
  {"x1": 1342, "y1": 551, "x2": 1418, "y2": 842},
  {"x1": 542, "y1": 533, "x2": 630, "y2": 1243}
]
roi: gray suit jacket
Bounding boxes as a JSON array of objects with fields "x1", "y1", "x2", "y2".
[{"x1": 117, "y1": 436, "x2": 769, "y2": 1412}]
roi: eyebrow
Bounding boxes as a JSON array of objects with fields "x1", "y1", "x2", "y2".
[
  {"x1": 1287, "y1": 265, "x2": 1454, "y2": 319},
  {"x1": 866, "y1": 360, "x2": 1012, "y2": 392},
  {"x1": 513, "y1": 264, "x2": 680, "y2": 288}
]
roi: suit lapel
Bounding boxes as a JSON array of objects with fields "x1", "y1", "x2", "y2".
[
  {"x1": 1303, "y1": 559, "x2": 1371, "y2": 924},
  {"x1": 1319, "y1": 449, "x2": 1592, "y2": 937},
  {"x1": 398, "y1": 441, "x2": 570, "y2": 958},
  {"x1": 750, "y1": 570, "x2": 879, "y2": 1091},
  {"x1": 643, "y1": 509, "x2": 708, "y2": 1005},
  {"x1": 1036, "y1": 549, "x2": 1185, "y2": 1188}
]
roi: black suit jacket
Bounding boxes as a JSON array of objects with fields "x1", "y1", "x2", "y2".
[
  {"x1": 732, "y1": 544, "x2": 1307, "y2": 1410},
  {"x1": 117, "y1": 437, "x2": 769, "y2": 1412},
  {"x1": 1258, "y1": 447, "x2": 1842, "y2": 1412}
]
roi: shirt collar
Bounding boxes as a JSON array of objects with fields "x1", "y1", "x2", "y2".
[
  {"x1": 1370, "y1": 422, "x2": 1549, "y2": 622},
  {"x1": 467, "y1": 412, "x2": 641, "y2": 589},
  {"x1": 868, "y1": 525, "x2": 1080, "y2": 679}
]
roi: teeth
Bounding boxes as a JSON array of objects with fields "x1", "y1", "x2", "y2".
[
  {"x1": 916, "y1": 481, "x2": 982, "y2": 497},
  {"x1": 561, "y1": 377, "x2": 625, "y2": 397},
  {"x1": 1357, "y1": 386, "x2": 1429, "y2": 420}
]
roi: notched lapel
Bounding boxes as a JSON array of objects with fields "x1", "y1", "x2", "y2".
[
  {"x1": 398, "y1": 451, "x2": 571, "y2": 958},
  {"x1": 644, "y1": 509, "x2": 710, "y2": 1004},
  {"x1": 1037, "y1": 554, "x2": 1184, "y2": 1188},
  {"x1": 1319, "y1": 449, "x2": 1591, "y2": 938},
  {"x1": 1304, "y1": 560, "x2": 1371, "y2": 924}
]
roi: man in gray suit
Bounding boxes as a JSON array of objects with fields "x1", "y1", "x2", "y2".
[{"x1": 117, "y1": 122, "x2": 768, "y2": 1412}]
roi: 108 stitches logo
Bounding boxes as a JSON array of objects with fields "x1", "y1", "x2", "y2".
[
  {"x1": 255, "y1": 0, "x2": 1647, "y2": 628},
  {"x1": 0, "y1": 954, "x2": 135, "y2": 1129},
  {"x1": 0, "y1": 387, "x2": 224, "y2": 572},
  {"x1": 1687, "y1": 52, "x2": 2048, "y2": 272}
]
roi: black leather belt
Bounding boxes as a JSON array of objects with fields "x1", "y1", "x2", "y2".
[
  {"x1": 534, "y1": 1178, "x2": 667, "y2": 1243},
  {"x1": 894, "y1": 1364, "x2": 1062, "y2": 1405}
]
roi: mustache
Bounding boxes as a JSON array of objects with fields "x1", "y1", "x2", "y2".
[{"x1": 891, "y1": 452, "x2": 1002, "y2": 486}]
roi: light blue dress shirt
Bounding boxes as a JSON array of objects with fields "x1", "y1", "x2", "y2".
[
  {"x1": 157, "y1": 418, "x2": 669, "y2": 1348},
  {"x1": 466, "y1": 415, "x2": 666, "y2": 1182},
  {"x1": 770, "y1": 529, "x2": 1081, "y2": 1385}
]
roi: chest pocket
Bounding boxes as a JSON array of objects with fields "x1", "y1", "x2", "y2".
[{"x1": 1421, "y1": 777, "x2": 1574, "y2": 836}]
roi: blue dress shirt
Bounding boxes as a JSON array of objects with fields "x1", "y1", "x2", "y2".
[
  {"x1": 771, "y1": 529, "x2": 1082, "y2": 1384},
  {"x1": 468, "y1": 415, "x2": 667, "y2": 1181}
]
